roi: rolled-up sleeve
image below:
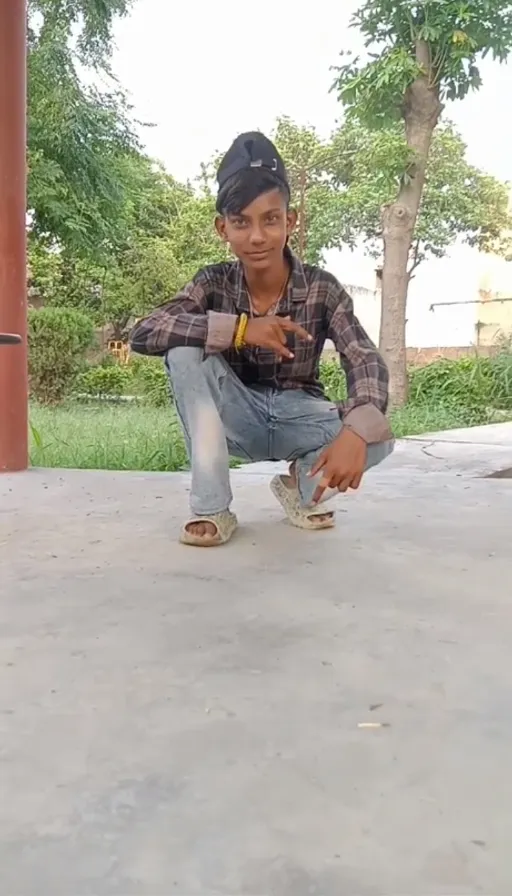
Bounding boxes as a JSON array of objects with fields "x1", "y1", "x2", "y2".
[
  {"x1": 129, "y1": 272, "x2": 237, "y2": 356},
  {"x1": 326, "y1": 281, "x2": 392, "y2": 444}
]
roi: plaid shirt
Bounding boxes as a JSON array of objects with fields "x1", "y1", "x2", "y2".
[{"x1": 130, "y1": 250, "x2": 392, "y2": 444}]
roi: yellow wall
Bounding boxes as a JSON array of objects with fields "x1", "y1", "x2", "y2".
[{"x1": 477, "y1": 253, "x2": 512, "y2": 346}]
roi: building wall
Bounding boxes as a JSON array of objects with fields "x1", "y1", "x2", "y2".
[
  {"x1": 477, "y1": 297, "x2": 512, "y2": 346},
  {"x1": 335, "y1": 244, "x2": 512, "y2": 352},
  {"x1": 343, "y1": 283, "x2": 381, "y2": 345},
  {"x1": 324, "y1": 344, "x2": 497, "y2": 367},
  {"x1": 477, "y1": 253, "x2": 512, "y2": 346}
]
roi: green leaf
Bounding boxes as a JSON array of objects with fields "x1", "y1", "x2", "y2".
[{"x1": 333, "y1": 0, "x2": 512, "y2": 121}]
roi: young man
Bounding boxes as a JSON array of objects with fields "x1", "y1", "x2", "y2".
[{"x1": 130, "y1": 132, "x2": 393, "y2": 546}]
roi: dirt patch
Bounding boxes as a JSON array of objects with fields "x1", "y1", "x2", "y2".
[{"x1": 486, "y1": 468, "x2": 512, "y2": 479}]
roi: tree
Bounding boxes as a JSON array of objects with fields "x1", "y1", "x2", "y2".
[
  {"x1": 95, "y1": 183, "x2": 228, "y2": 337},
  {"x1": 26, "y1": 0, "x2": 232, "y2": 337},
  {"x1": 332, "y1": 0, "x2": 512, "y2": 405},
  {"x1": 332, "y1": 119, "x2": 511, "y2": 270},
  {"x1": 28, "y1": 0, "x2": 134, "y2": 66},
  {"x1": 272, "y1": 117, "x2": 353, "y2": 265},
  {"x1": 27, "y1": 0, "x2": 141, "y2": 257},
  {"x1": 29, "y1": 157, "x2": 229, "y2": 337}
]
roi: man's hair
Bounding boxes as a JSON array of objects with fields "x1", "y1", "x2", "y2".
[{"x1": 216, "y1": 168, "x2": 290, "y2": 216}]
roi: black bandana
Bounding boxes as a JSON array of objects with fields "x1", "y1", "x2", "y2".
[{"x1": 216, "y1": 132, "x2": 288, "y2": 192}]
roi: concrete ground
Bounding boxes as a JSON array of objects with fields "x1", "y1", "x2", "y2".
[{"x1": 1, "y1": 423, "x2": 512, "y2": 896}]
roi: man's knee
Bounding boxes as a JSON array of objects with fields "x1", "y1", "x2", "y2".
[
  {"x1": 165, "y1": 345, "x2": 203, "y2": 372},
  {"x1": 166, "y1": 346, "x2": 228, "y2": 375},
  {"x1": 165, "y1": 347, "x2": 231, "y2": 402},
  {"x1": 366, "y1": 438, "x2": 395, "y2": 471}
]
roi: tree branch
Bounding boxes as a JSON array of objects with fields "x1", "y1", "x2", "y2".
[{"x1": 408, "y1": 237, "x2": 422, "y2": 276}]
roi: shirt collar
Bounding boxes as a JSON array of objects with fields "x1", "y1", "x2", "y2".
[{"x1": 225, "y1": 246, "x2": 309, "y2": 311}]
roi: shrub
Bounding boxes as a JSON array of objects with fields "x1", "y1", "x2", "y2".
[
  {"x1": 28, "y1": 307, "x2": 95, "y2": 404},
  {"x1": 75, "y1": 362, "x2": 133, "y2": 398},
  {"x1": 65, "y1": 347, "x2": 512, "y2": 422},
  {"x1": 409, "y1": 356, "x2": 494, "y2": 412},
  {"x1": 130, "y1": 355, "x2": 171, "y2": 407},
  {"x1": 488, "y1": 351, "x2": 512, "y2": 409},
  {"x1": 75, "y1": 356, "x2": 348, "y2": 407},
  {"x1": 409, "y1": 351, "x2": 512, "y2": 420},
  {"x1": 319, "y1": 358, "x2": 347, "y2": 401}
]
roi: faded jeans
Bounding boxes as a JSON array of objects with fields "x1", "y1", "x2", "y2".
[{"x1": 166, "y1": 347, "x2": 394, "y2": 516}]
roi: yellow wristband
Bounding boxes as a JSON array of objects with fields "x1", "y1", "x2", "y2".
[{"x1": 234, "y1": 313, "x2": 248, "y2": 351}]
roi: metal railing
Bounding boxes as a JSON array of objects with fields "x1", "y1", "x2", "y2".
[{"x1": 0, "y1": 333, "x2": 21, "y2": 345}]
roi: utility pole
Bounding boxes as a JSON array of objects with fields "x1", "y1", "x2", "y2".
[{"x1": 0, "y1": 0, "x2": 28, "y2": 471}]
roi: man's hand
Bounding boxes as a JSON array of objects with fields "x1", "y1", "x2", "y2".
[
  {"x1": 310, "y1": 428, "x2": 367, "y2": 504},
  {"x1": 244, "y1": 316, "x2": 313, "y2": 359}
]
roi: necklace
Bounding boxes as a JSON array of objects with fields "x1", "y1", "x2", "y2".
[{"x1": 247, "y1": 269, "x2": 290, "y2": 318}]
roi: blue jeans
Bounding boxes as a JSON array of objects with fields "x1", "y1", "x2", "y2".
[{"x1": 166, "y1": 347, "x2": 394, "y2": 516}]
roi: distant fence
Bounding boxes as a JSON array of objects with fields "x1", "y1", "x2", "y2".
[
  {"x1": 405, "y1": 346, "x2": 497, "y2": 366},
  {"x1": 323, "y1": 344, "x2": 498, "y2": 368}
]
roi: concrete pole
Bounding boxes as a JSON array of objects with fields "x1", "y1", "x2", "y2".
[{"x1": 0, "y1": 0, "x2": 27, "y2": 472}]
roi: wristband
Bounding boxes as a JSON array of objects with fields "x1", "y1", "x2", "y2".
[{"x1": 234, "y1": 313, "x2": 248, "y2": 351}]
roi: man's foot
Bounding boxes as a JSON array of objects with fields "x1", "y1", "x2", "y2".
[
  {"x1": 180, "y1": 511, "x2": 238, "y2": 547},
  {"x1": 282, "y1": 463, "x2": 334, "y2": 526},
  {"x1": 184, "y1": 521, "x2": 218, "y2": 542},
  {"x1": 270, "y1": 473, "x2": 335, "y2": 531}
]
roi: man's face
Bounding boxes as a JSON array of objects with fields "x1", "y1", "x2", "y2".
[{"x1": 216, "y1": 189, "x2": 296, "y2": 271}]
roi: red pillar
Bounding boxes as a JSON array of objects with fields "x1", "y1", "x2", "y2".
[{"x1": 0, "y1": 0, "x2": 28, "y2": 472}]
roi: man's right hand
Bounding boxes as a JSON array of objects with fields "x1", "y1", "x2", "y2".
[{"x1": 243, "y1": 316, "x2": 313, "y2": 359}]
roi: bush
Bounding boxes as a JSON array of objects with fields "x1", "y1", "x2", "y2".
[
  {"x1": 28, "y1": 307, "x2": 95, "y2": 404},
  {"x1": 319, "y1": 359, "x2": 347, "y2": 401},
  {"x1": 409, "y1": 356, "x2": 494, "y2": 411},
  {"x1": 66, "y1": 348, "x2": 512, "y2": 423},
  {"x1": 76, "y1": 362, "x2": 133, "y2": 398},
  {"x1": 75, "y1": 356, "x2": 346, "y2": 408},
  {"x1": 130, "y1": 355, "x2": 171, "y2": 407},
  {"x1": 488, "y1": 351, "x2": 512, "y2": 409},
  {"x1": 409, "y1": 351, "x2": 512, "y2": 420}
]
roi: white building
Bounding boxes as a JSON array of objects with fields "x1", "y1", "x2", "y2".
[{"x1": 325, "y1": 243, "x2": 512, "y2": 351}]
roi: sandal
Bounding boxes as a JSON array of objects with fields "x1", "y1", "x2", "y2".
[
  {"x1": 270, "y1": 475, "x2": 335, "y2": 531},
  {"x1": 179, "y1": 510, "x2": 238, "y2": 547}
]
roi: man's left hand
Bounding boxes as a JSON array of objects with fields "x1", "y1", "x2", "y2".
[{"x1": 310, "y1": 429, "x2": 367, "y2": 504}]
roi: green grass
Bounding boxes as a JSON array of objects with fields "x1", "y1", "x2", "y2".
[
  {"x1": 389, "y1": 403, "x2": 488, "y2": 438},
  {"x1": 30, "y1": 403, "x2": 189, "y2": 472},
  {"x1": 28, "y1": 399, "x2": 501, "y2": 472}
]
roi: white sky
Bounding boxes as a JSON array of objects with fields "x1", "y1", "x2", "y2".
[
  {"x1": 112, "y1": 0, "x2": 512, "y2": 184},
  {"x1": 111, "y1": 0, "x2": 512, "y2": 345}
]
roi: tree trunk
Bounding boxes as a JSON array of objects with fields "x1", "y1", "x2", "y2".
[
  {"x1": 379, "y1": 40, "x2": 441, "y2": 407},
  {"x1": 111, "y1": 318, "x2": 130, "y2": 341}
]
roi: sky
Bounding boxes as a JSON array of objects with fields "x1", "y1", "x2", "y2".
[
  {"x1": 111, "y1": 0, "x2": 512, "y2": 345},
  {"x1": 112, "y1": 0, "x2": 512, "y2": 184}
]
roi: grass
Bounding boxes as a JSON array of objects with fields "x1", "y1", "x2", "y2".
[
  {"x1": 30, "y1": 403, "x2": 188, "y2": 472},
  {"x1": 28, "y1": 399, "x2": 497, "y2": 472},
  {"x1": 389, "y1": 403, "x2": 487, "y2": 438}
]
